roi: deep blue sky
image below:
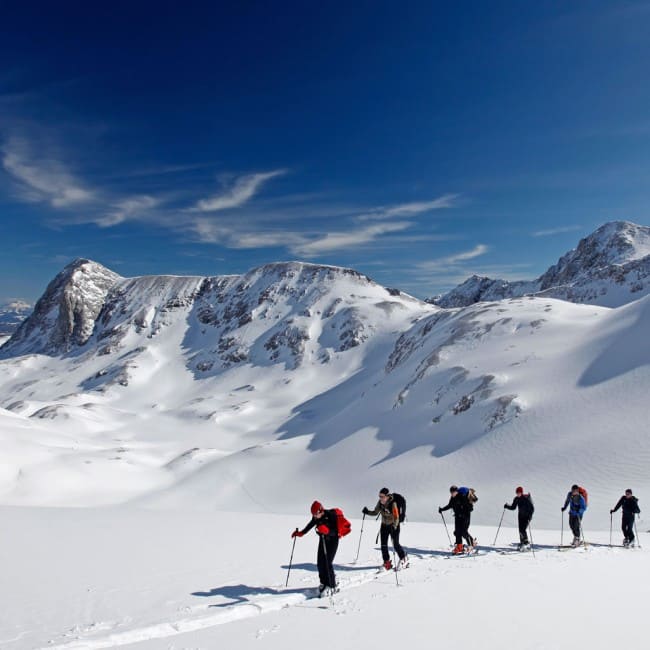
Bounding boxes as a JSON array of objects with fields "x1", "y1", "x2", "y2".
[{"x1": 1, "y1": 1, "x2": 650, "y2": 303}]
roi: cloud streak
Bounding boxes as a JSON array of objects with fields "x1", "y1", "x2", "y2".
[
  {"x1": 2, "y1": 137, "x2": 95, "y2": 207},
  {"x1": 532, "y1": 225, "x2": 582, "y2": 237},
  {"x1": 358, "y1": 194, "x2": 458, "y2": 220},
  {"x1": 416, "y1": 244, "x2": 489, "y2": 271},
  {"x1": 191, "y1": 169, "x2": 286, "y2": 212},
  {"x1": 0, "y1": 129, "x2": 460, "y2": 258},
  {"x1": 97, "y1": 195, "x2": 160, "y2": 227},
  {"x1": 291, "y1": 222, "x2": 412, "y2": 255}
]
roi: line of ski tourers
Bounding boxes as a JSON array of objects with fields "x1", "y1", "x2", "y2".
[{"x1": 289, "y1": 484, "x2": 641, "y2": 598}]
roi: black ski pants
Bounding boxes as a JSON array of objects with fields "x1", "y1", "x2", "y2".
[
  {"x1": 622, "y1": 513, "x2": 635, "y2": 543},
  {"x1": 569, "y1": 513, "x2": 582, "y2": 539},
  {"x1": 454, "y1": 514, "x2": 474, "y2": 546},
  {"x1": 518, "y1": 515, "x2": 531, "y2": 544},
  {"x1": 379, "y1": 523, "x2": 405, "y2": 562},
  {"x1": 317, "y1": 535, "x2": 339, "y2": 588}
]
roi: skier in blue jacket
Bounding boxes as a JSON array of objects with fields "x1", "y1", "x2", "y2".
[{"x1": 561, "y1": 484, "x2": 587, "y2": 546}]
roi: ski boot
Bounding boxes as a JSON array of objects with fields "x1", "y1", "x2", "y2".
[
  {"x1": 571, "y1": 536, "x2": 581, "y2": 547},
  {"x1": 383, "y1": 559, "x2": 393, "y2": 570},
  {"x1": 398, "y1": 555, "x2": 409, "y2": 570},
  {"x1": 452, "y1": 543, "x2": 464, "y2": 555}
]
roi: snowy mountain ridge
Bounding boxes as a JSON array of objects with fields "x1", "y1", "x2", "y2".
[
  {"x1": 433, "y1": 220, "x2": 650, "y2": 308},
  {"x1": 0, "y1": 222, "x2": 649, "y2": 529}
]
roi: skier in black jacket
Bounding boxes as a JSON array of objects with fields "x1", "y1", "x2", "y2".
[
  {"x1": 610, "y1": 489, "x2": 641, "y2": 547},
  {"x1": 292, "y1": 500, "x2": 339, "y2": 596},
  {"x1": 504, "y1": 486, "x2": 535, "y2": 550},
  {"x1": 439, "y1": 485, "x2": 475, "y2": 554}
]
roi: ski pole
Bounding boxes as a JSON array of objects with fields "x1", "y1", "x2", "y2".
[
  {"x1": 579, "y1": 519, "x2": 588, "y2": 547},
  {"x1": 286, "y1": 529, "x2": 298, "y2": 587},
  {"x1": 392, "y1": 550, "x2": 400, "y2": 587},
  {"x1": 493, "y1": 508, "x2": 506, "y2": 546},
  {"x1": 353, "y1": 513, "x2": 366, "y2": 564},
  {"x1": 560, "y1": 510, "x2": 564, "y2": 547},
  {"x1": 528, "y1": 523, "x2": 536, "y2": 559},
  {"x1": 440, "y1": 511, "x2": 452, "y2": 546},
  {"x1": 609, "y1": 512, "x2": 613, "y2": 548},
  {"x1": 634, "y1": 521, "x2": 642, "y2": 549}
]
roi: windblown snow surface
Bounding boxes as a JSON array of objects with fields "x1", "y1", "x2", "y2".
[{"x1": 1, "y1": 251, "x2": 649, "y2": 648}]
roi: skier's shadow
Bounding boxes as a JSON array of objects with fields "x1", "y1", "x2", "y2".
[
  {"x1": 399, "y1": 545, "x2": 454, "y2": 558},
  {"x1": 192, "y1": 583, "x2": 310, "y2": 607},
  {"x1": 281, "y1": 562, "x2": 375, "y2": 572}
]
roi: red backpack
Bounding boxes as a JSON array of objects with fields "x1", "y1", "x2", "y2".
[{"x1": 333, "y1": 508, "x2": 352, "y2": 537}]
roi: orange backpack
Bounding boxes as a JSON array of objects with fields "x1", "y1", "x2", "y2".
[{"x1": 578, "y1": 486, "x2": 588, "y2": 506}]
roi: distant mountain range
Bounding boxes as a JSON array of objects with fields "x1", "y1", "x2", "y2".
[
  {"x1": 430, "y1": 221, "x2": 650, "y2": 308},
  {"x1": 0, "y1": 300, "x2": 32, "y2": 337}
]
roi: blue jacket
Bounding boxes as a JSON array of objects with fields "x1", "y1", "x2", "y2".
[{"x1": 563, "y1": 492, "x2": 586, "y2": 517}]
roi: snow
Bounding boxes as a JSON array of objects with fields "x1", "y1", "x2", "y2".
[
  {"x1": 1, "y1": 506, "x2": 648, "y2": 650},
  {"x1": 1, "y1": 226, "x2": 650, "y2": 648}
]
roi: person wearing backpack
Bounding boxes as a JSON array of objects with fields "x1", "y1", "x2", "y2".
[
  {"x1": 504, "y1": 486, "x2": 535, "y2": 551},
  {"x1": 291, "y1": 500, "x2": 342, "y2": 596},
  {"x1": 362, "y1": 487, "x2": 409, "y2": 570},
  {"x1": 610, "y1": 489, "x2": 641, "y2": 547},
  {"x1": 438, "y1": 485, "x2": 476, "y2": 554},
  {"x1": 561, "y1": 484, "x2": 587, "y2": 546}
]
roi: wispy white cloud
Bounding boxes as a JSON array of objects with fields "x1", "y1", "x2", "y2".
[
  {"x1": 191, "y1": 219, "x2": 305, "y2": 249},
  {"x1": 532, "y1": 225, "x2": 582, "y2": 237},
  {"x1": 191, "y1": 169, "x2": 286, "y2": 212},
  {"x1": 2, "y1": 137, "x2": 95, "y2": 207},
  {"x1": 291, "y1": 222, "x2": 412, "y2": 256},
  {"x1": 358, "y1": 194, "x2": 458, "y2": 220},
  {"x1": 190, "y1": 219, "x2": 415, "y2": 255},
  {"x1": 0, "y1": 128, "x2": 461, "y2": 260},
  {"x1": 416, "y1": 244, "x2": 489, "y2": 271},
  {"x1": 97, "y1": 195, "x2": 160, "y2": 227}
]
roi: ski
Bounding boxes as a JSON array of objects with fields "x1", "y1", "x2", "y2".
[
  {"x1": 558, "y1": 544, "x2": 589, "y2": 551},
  {"x1": 445, "y1": 548, "x2": 482, "y2": 558}
]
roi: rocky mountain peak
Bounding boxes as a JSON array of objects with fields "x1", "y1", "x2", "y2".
[
  {"x1": 432, "y1": 221, "x2": 650, "y2": 309},
  {"x1": 1, "y1": 259, "x2": 122, "y2": 356},
  {"x1": 539, "y1": 221, "x2": 650, "y2": 290}
]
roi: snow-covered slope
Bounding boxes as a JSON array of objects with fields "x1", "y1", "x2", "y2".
[
  {"x1": 0, "y1": 248, "x2": 649, "y2": 531},
  {"x1": 2, "y1": 506, "x2": 648, "y2": 650},
  {"x1": 433, "y1": 220, "x2": 650, "y2": 308}
]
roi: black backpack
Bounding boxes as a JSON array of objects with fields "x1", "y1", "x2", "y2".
[
  {"x1": 521, "y1": 493, "x2": 535, "y2": 516},
  {"x1": 392, "y1": 493, "x2": 407, "y2": 523}
]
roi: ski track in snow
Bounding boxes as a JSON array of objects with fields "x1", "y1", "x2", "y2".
[
  {"x1": 39, "y1": 542, "x2": 633, "y2": 650},
  {"x1": 41, "y1": 562, "x2": 395, "y2": 649}
]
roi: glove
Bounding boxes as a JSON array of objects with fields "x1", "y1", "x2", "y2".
[
  {"x1": 561, "y1": 507, "x2": 566, "y2": 512},
  {"x1": 316, "y1": 524, "x2": 330, "y2": 535},
  {"x1": 291, "y1": 530, "x2": 304, "y2": 538},
  {"x1": 610, "y1": 510, "x2": 614, "y2": 514},
  {"x1": 362, "y1": 507, "x2": 369, "y2": 515},
  {"x1": 504, "y1": 503, "x2": 509, "y2": 509},
  {"x1": 438, "y1": 507, "x2": 443, "y2": 514}
]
